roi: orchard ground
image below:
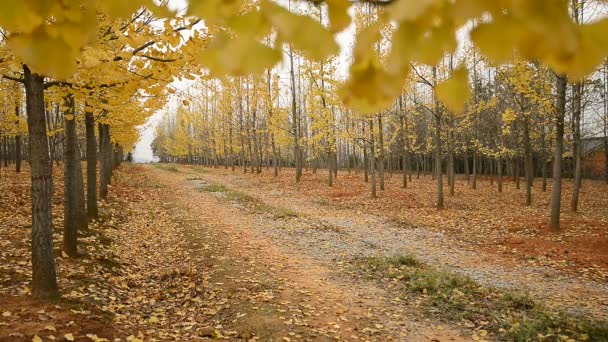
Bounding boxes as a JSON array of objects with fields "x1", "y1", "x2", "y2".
[{"x1": 1, "y1": 163, "x2": 607, "y2": 341}]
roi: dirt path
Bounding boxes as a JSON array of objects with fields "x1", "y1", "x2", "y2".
[
  {"x1": 143, "y1": 165, "x2": 468, "y2": 341},
  {"x1": 189, "y1": 166, "x2": 608, "y2": 322}
]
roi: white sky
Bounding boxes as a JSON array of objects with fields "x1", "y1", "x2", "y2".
[
  {"x1": 133, "y1": 0, "x2": 354, "y2": 162},
  {"x1": 133, "y1": 0, "x2": 188, "y2": 162}
]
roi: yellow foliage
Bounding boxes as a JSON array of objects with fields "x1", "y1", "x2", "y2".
[{"x1": 435, "y1": 66, "x2": 470, "y2": 114}]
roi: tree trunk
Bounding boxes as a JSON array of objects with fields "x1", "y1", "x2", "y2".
[
  {"x1": 472, "y1": 151, "x2": 477, "y2": 189},
  {"x1": 15, "y1": 105, "x2": 22, "y2": 173},
  {"x1": 369, "y1": 119, "x2": 376, "y2": 198},
  {"x1": 515, "y1": 159, "x2": 520, "y2": 190},
  {"x1": 551, "y1": 74, "x2": 567, "y2": 231},
  {"x1": 85, "y1": 111, "x2": 98, "y2": 219},
  {"x1": 24, "y1": 65, "x2": 59, "y2": 299},
  {"x1": 328, "y1": 151, "x2": 333, "y2": 187},
  {"x1": 289, "y1": 46, "x2": 302, "y2": 183},
  {"x1": 363, "y1": 123, "x2": 368, "y2": 183},
  {"x1": 571, "y1": 82, "x2": 582, "y2": 212},
  {"x1": 62, "y1": 95, "x2": 79, "y2": 257},
  {"x1": 497, "y1": 158, "x2": 503, "y2": 193},
  {"x1": 377, "y1": 115, "x2": 385, "y2": 191},
  {"x1": 99, "y1": 123, "x2": 112, "y2": 199},
  {"x1": 398, "y1": 96, "x2": 408, "y2": 188},
  {"x1": 523, "y1": 115, "x2": 533, "y2": 206},
  {"x1": 435, "y1": 115, "x2": 443, "y2": 209},
  {"x1": 541, "y1": 128, "x2": 548, "y2": 192},
  {"x1": 433, "y1": 66, "x2": 444, "y2": 209}
]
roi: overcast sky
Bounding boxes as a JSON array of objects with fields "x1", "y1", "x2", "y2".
[{"x1": 132, "y1": 0, "x2": 354, "y2": 162}]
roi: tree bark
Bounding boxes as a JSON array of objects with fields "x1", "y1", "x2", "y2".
[
  {"x1": 363, "y1": 123, "x2": 368, "y2": 183},
  {"x1": 99, "y1": 123, "x2": 112, "y2": 199},
  {"x1": 369, "y1": 119, "x2": 376, "y2": 198},
  {"x1": 85, "y1": 110, "x2": 98, "y2": 219},
  {"x1": 523, "y1": 115, "x2": 533, "y2": 206},
  {"x1": 15, "y1": 105, "x2": 22, "y2": 173},
  {"x1": 24, "y1": 65, "x2": 59, "y2": 299},
  {"x1": 377, "y1": 115, "x2": 385, "y2": 191},
  {"x1": 398, "y1": 95, "x2": 408, "y2": 188},
  {"x1": 551, "y1": 74, "x2": 567, "y2": 231},
  {"x1": 62, "y1": 95, "x2": 79, "y2": 257},
  {"x1": 571, "y1": 82, "x2": 582, "y2": 212},
  {"x1": 433, "y1": 66, "x2": 444, "y2": 209}
]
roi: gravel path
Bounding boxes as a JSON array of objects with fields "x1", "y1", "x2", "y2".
[
  {"x1": 147, "y1": 167, "x2": 471, "y2": 341},
  {"x1": 196, "y1": 169, "x2": 608, "y2": 322}
]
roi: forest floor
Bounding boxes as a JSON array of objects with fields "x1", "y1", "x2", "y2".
[{"x1": 1, "y1": 163, "x2": 607, "y2": 341}]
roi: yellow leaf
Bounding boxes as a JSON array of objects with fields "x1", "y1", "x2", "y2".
[
  {"x1": 435, "y1": 66, "x2": 470, "y2": 113},
  {"x1": 86, "y1": 333, "x2": 109, "y2": 342},
  {"x1": 471, "y1": 17, "x2": 523, "y2": 64},
  {"x1": 388, "y1": 22, "x2": 419, "y2": 75},
  {"x1": 0, "y1": 1, "x2": 42, "y2": 32},
  {"x1": 188, "y1": 0, "x2": 243, "y2": 25},
  {"x1": 389, "y1": 0, "x2": 434, "y2": 22},
  {"x1": 64, "y1": 333, "x2": 75, "y2": 341},
  {"x1": 326, "y1": 0, "x2": 351, "y2": 33},
  {"x1": 200, "y1": 33, "x2": 281, "y2": 76},
  {"x1": 32, "y1": 335, "x2": 42, "y2": 342},
  {"x1": 338, "y1": 57, "x2": 402, "y2": 114},
  {"x1": 8, "y1": 28, "x2": 77, "y2": 79},
  {"x1": 262, "y1": 0, "x2": 338, "y2": 61},
  {"x1": 45, "y1": 325, "x2": 57, "y2": 331},
  {"x1": 563, "y1": 19, "x2": 608, "y2": 81}
]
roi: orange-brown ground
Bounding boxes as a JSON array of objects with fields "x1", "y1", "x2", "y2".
[
  {"x1": 1, "y1": 164, "x2": 468, "y2": 341},
  {"x1": 200, "y1": 166, "x2": 608, "y2": 281}
]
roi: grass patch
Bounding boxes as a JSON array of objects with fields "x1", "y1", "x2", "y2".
[
  {"x1": 316, "y1": 199, "x2": 329, "y2": 206},
  {"x1": 272, "y1": 207, "x2": 300, "y2": 219},
  {"x1": 198, "y1": 184, "x2": 227, "y2": 193},
  {"x1": 190, "y1": 166, "x2": 209, "y2": 173},
  {"x1": 360, "y1": 255, "x2": 608, "y2": 341},
  {"x1": 186, "y1": 176, "x2": 203, "y2": 181},
  {"x1": 198, "y1": 182, "x2": 301, "y2": 219},
  {"x1": 153, "y1": 164, "x2": 179, "y2": 172}
]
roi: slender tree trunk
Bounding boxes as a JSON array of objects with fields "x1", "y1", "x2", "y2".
[
  {"x1": 399, "y1": 96, "x2": 408, "y2": 188},
  {"x1": 523, "y1": 115, "x2": 533, "y2": 206},
  {"x1": 289, "y1": 46, "x2": 301, "y2": 182},
  {"x1": 85, "y1": 110, "x2": 98, "y2": 219},
  {"x1": 99, "y1": 123, "x2": 111, "y2": 199},
  {"x1": 541, "y1": 128, "x2": 548, "y2": 192},
  {"x1": 515, "y1": 159, "x2": 521, "y2": 189},
  {"x1": 377, "y1": 115, "x2": 385, "y2": 191},
  {"x1": 433, "y1": 66, "x2": 444, "y2": 209},
  {"x1": 448, "y1": 126, "x2": 455, "y2": 196},
  {"x1": 497, "y1": 158, "x2": 503, "y2": 193},
  {"x1": 463, "y1": 151, "x2": 469, "y2": 182},
  {"x1": 363, "y1": 123, "x2": 368, "y2": 183},
  {"x1": 15, "y1": 105, "x2": 22, "y2": 173},
  {"x1": 2, "y1": 137, "x2": 7, "y2": 167},
  {"x1": 604, "y1": 59, "x2": 608, "y2": 184},
  {"x1": 551, "y1": 74, "x2": 567, "y2": 231},
  {"x1": 328, "y1": 151, "x2": 333, "y2": 187},
  {"x1": 62, "y1": 95, "x2": 79, "y2": 257},
  {"x1": 435, "y1": 116, "x2": 443, "y2": 209},
  {"x1": 571, "y1": 82, "x2": 582, "y2": 212},
  {"x1": 24, "y1": 65, "x2": 59, "y2": 299},
  {"x1": 472, "y1": 151, "x2": 477, "y2": 190},
  {"x1": 369, "y1": 119, "x2": 376, "y2": 198}
]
